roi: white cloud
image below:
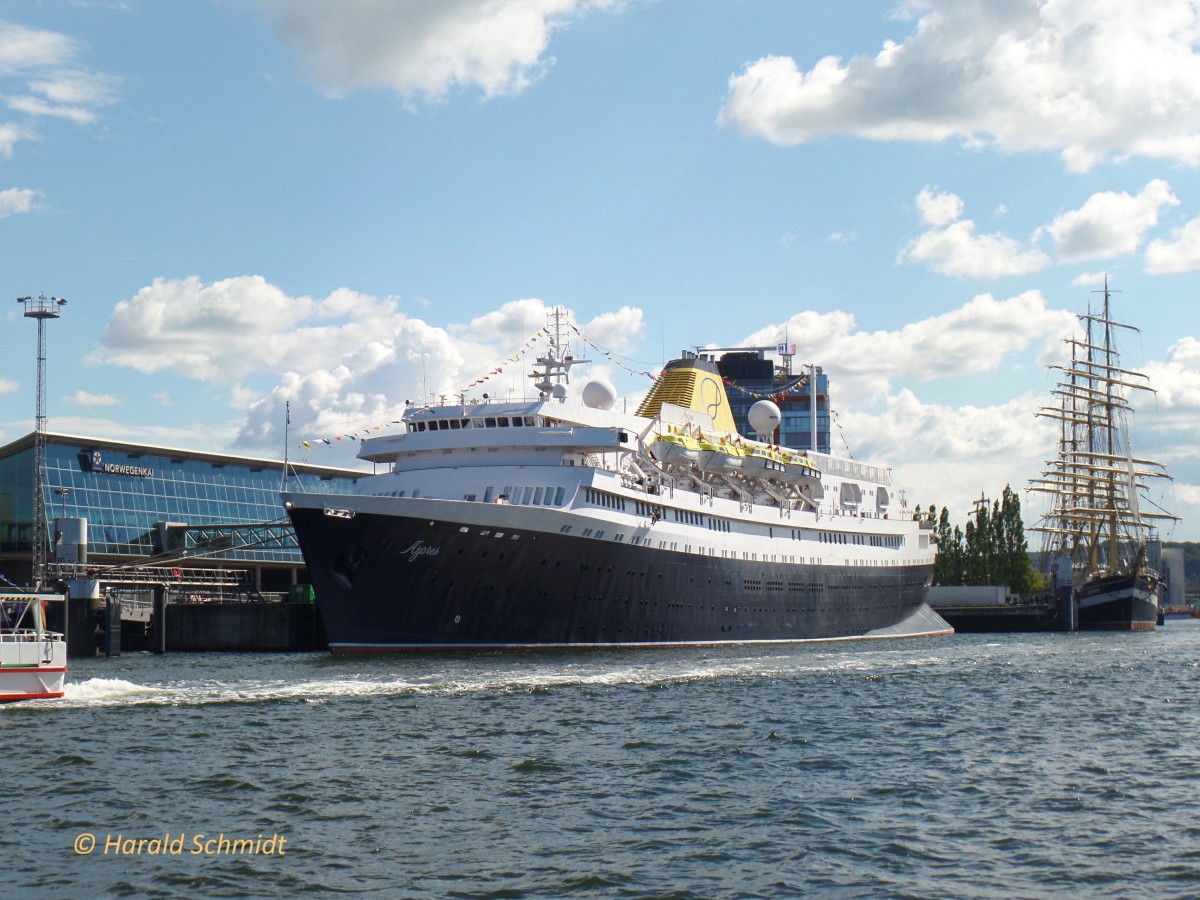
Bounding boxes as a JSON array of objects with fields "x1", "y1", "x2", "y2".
[
  {"x1": 577, "y1": 306, "x2": 644, "y2": 355},
  {"x1": 1040, "y1": 179, "x2": 1178, "y2": 262},
  {"x1": 29, "y1": 68, "x2": 120, "y2": 107},
  {"x1": 0, "y1": 21, "x2": 77, "y2": 72},
  {"x1": 0, "y1": 186, "x2": 39, "y2": 217},
  {"x1": 1070, "y1": 271, "x2": 1108, "y2": 287},
  {"x1": 91, "y1": 275, "x2": 646, "y2": 455},
  {"x1": 718, "y1": 0, "x2": 1200, "y2": 171},
  {"x1": 90, "y1": 275, "x2": 395, "y2": 381},
  {"x1": 460, "y1": 298, "x2": 551, "y2": 345},
  {"x1": 1143, "y1": 337, "x2": 1200, "y2": 409},
  {"x1": 64, "y1": 390, "x2": 119, "y2": 407},
  {"x1": 257, "y1": 0, "x2": 622, "y2": 103},
  {"x1": 839, "y1": 388, "x2": 1054, "y2": 530},
  {"x1": 898, "y1": 188, "x2": 1050, "y2": 277},
  {"x1": 35, "y1": 414, "x2": 240, "y2": 452},
  {"x1": 1145, "y1": 215, "x2": 1200, "y2": 274},
  {"x1": 915, "y1": 187, "x2": 963, "y2": 227},
  {"x1": 903, "y1": 181, "x2": 1184, "y2": 276},
  {"x1": 0, "y1": 122, "x2": 33, "y2": 158},
  {"x1": 0, "y1": 376, "x2": 17, "y2": 396},
  {"x1": 740, "y1": 290, "x2": 1074, "y2": 406},
  {"x1": 0, "y1": 19, "x2": 121, "y2": 155}
]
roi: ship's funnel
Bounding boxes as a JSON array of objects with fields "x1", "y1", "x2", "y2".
[{"x1": 636, "y1": 357, "x2": 737, "y2": 433}]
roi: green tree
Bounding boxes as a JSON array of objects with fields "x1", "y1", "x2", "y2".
[
  {"x1": 927, "y1": 486, "x2": 1042, "y2": 594},
  {"x1": 931, "y1": 505, "x2": 965, "y2": 586},
  {"x1": 963, "y1": 501, "x2": 992, "y2": 585}
]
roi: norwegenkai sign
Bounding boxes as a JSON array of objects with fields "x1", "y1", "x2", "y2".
[{"x1": 79, "y1": 450, "x2": 154, "y2": 478}]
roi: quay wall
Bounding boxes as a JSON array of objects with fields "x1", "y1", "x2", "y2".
[{"x1": 165, "y1": 602, "x2": 326, "y2": 652}]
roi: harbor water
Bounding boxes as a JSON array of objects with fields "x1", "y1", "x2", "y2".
[{"x1": 6, "y1": 621, "x2": 1200, "y2": 898}]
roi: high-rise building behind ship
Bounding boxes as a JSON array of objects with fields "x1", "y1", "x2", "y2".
[{"x1": 693, "y1": 345, "x2": 830, "y2": 453}]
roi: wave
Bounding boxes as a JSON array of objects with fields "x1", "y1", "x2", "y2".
[{"x1": 32, "y1": 644, "x2": 990, "y2": 709}]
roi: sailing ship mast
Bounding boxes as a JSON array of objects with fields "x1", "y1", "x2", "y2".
[{"x1": 1029, "y1": 277, "x2": 1176, "y2": 584}]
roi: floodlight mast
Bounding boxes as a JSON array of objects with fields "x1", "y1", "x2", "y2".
[{"x1": 18, "y1": 293, "x2": 67, "y2": 588}]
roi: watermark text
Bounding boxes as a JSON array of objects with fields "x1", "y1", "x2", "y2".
[{"x1": 74, "y1": 832, "x2": 288, "y2": 856}]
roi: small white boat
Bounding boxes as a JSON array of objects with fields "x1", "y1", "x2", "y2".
[
  {"x1": 1, "y1": 591, "x2": 67, "y2": 703},
  {"x1": 649, "y1": 433, "x2": 700, "y2": 466},
  {"x1": 778, "y1": 452, "x2": 822, "y2": 485},
  {"x1": 697, "y1": 439, "x2": 743, "y2": 474},
  {"x1": 741, "y1": 445, "x2": 787, "y2": 481}
]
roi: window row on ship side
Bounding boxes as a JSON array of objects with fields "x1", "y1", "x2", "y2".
[{"x1": 407, "y1": 414, "x2": 543, "y2": 432}]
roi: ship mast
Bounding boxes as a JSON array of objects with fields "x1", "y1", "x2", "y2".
[
  {"x1": 529, "y1": 306, "x2": 589, "y2": 400},
  {"x1": 1101, "y1": 281, "x2": 1119, "y2": 576},
  {"x1": 1027, "y1": 276, "x2": 1177, "y2": 585}
]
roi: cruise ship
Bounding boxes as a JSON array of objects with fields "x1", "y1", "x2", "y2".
[{"x1": 283, "y1": 310, "x2": 948, "y2": 653}]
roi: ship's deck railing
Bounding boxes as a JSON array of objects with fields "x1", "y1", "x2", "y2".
[
  {"x1": 806, "y1": 453, "x2": 892, "y2": 486},
  {"x1": 46, "y1": 563, "x2": 249, "y2": 587}
]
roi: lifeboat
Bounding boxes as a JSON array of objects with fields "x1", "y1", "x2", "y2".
[
  {"x1": 649, "y1": 433, "x2": 700, "y2": 466},
  {"x1": 742, "y1": 445, "x2": 787, "y2": 481},
  {"x1": 698, "y1": 439, "x2": 744, "y2": 474},
  {"x1": 778, "y1": 452, "x2": 822, "y2": 485}
]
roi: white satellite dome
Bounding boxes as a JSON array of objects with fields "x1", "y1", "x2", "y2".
[
  {"x1": 581, "y1": 378, "x2": 617, "y2": 410},
  {"x1": 748, "y1": 399, "x2": 781, "y2": 437},
  {"x1": 551, "y1": 383, "x2": 569, "y2": 400}
]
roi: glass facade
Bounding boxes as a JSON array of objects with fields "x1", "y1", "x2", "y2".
[
  {"x1": 0, "y1": 434, "x2": 363, "y2": 571},
  {"x1": 717, "y1": 356, "x2": 831, "y2": 454}
]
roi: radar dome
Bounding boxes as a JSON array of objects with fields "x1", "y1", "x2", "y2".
[
  {"x1": 581, "y1": 378, "x2": 617, "y2": 410},
  {"x1": 551, "y1": 383, "x2": 569, "y2": 400},
  {"x1": 748, "y1": 400, "x2": 781, "y2": 437}
]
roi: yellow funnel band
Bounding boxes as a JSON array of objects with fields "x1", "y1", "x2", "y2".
[{"x1": 636, "y1": 358, "x2": 737, "y2": 433}]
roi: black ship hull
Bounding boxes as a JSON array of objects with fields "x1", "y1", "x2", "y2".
[
  {"x1": 287, "y1": 504, "x2": 943, "y2": 652},
  {"x1": 1075, "y1": 571, "x2": 1159, "y2": 632}
]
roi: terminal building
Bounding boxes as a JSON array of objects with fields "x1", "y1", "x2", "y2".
[{"x1": 0, "y1": 432, "x2": 366, "y2": 594}]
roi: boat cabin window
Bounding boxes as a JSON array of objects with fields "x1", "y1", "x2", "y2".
[
  {"x1": 497, "y1": 417, "x2": 510, "y2": 427},
  {"x1": 511, "y1": 417, "x2": 524, "y2": 427},
  {"x1": 449, "y1": 419, "x2": 462, "y2": 429},
  {"x1": 485, "y1": 417, "x2": 497, "y2": 428}
]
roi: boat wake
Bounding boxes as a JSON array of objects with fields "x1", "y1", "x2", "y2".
[{"x1": 7, "y1": 644, "x2": 999, "y2": 709}]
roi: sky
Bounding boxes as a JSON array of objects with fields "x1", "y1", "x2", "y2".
[{"x1": 2, "y1": 0, "x2": 1200, "y2": 541}]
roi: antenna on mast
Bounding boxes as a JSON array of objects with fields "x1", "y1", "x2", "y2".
[{"x1": 282, "y1": 400, "x2": 291, "y2": 492}]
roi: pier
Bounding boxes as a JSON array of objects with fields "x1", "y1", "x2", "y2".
[
  {"x1": 928, "y1": 585, "x2": 1070, "y2": 632},
  {"x1": 54, "y1": 564, "x2": 325, "y2": 657}
]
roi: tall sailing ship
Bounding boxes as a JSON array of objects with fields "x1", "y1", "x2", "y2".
[
  {"x1": 284, "y1": 308, "x2": 948, "y2": 653},
  {"x1": 1028, "y1": 279, "x2": 1177, "y2": 630}
]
